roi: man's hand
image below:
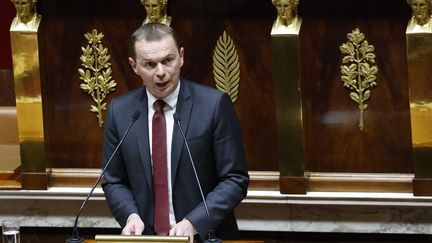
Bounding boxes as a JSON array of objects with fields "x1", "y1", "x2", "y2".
[
  {"x1": 169, "y1": 218, "x2": 197, "y2": 243},
  {"x1": 122, "y1": 213, "x2": 145, "y2": 235}
]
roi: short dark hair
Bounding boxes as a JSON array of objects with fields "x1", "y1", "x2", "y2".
[{"x1": 129, "y1": 23, "x2": 180, "y2": 59}]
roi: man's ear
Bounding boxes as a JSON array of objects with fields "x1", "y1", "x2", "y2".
[
  {"x1": 179, "y1": 47, "x2": 184, "y2": 67},
  {"x1": 128, "y1": 57, "x2": 138, "y2": 74}
]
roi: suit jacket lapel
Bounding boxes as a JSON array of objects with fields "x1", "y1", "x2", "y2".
[
  {"x1": 171, "y1": 80, "x2": 192, "y2": 184},
  {"x1": 135, "y1": 89, "x2": 153, "y2": 192}
]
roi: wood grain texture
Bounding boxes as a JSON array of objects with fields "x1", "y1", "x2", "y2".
[
  {"x1": 0, "y1": 0, "x2": 15, "y2": 69},
  {"x1": 39, "y1": 0, "x2": 144, "y2": 169},
  {"x1": 2, "y1": 0, "x2": 416, "y2": 177},
  {"x1": 300, "y1": 0, "x2": 413, "y2": 173},
  {"x1": 38, "y1": 0, "x2": 278, "y2": 171},
  {"x1": 0, "y1": 70, "x2": 16, "y2": 106}
]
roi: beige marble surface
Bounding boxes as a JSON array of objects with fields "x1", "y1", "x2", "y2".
[{"x1": 1, "y1": 189, "x2": 432, "y2": 234}]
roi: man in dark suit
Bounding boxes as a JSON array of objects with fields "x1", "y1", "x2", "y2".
[{"x1": 102, "y1": 23, "x2": 249, "y2": 242}]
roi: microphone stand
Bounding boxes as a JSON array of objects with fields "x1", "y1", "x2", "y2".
[
  {"x1": 174, "y1": 114, "x2": 222, "y2": 243},
  {"x1": 66, "y1": 111, "x2": 141, "y2": 243}
]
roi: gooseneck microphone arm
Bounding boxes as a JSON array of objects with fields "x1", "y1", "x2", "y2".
[
  {"x1": 173, "y1": 115, "x2": 209, "y2": 218},
  {"x1": 66, "y1": 111, "x2": 141, "y2": 243},
  {"x1": 173, "y1": 114, "x2": 222, "y2": 243}
]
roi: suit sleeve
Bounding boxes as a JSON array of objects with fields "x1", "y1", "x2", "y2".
[
  {"x1": 102, "y1": 100, "x2": 140, "y2": 227},
  {"x1": 185, "y1": 93, "x2": 249, "y2": 240}
]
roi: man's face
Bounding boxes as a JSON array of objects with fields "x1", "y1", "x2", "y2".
[
  {"x1": 144, "y1": 0, "x2": 162, "y2": 22},
  {"x1": 129, "y1": 35, "x2": 184, "y2": 99},
  {"x1": 410, "y1": 0, "x2": 431, "y2": 25},
  {"x1": 11, "y1": 0, "x2": 33, "y2": 20},
  {"x1": 275, "y1": 0, "x2": 296, "y2": 21}
]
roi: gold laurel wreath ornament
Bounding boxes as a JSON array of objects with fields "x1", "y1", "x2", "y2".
[
  {"x1": 340, "y1": 28, "x2": 378, "y2": 131},
  {"x1": 79, "y1": 29, "x2": 117, "y2": 127}
]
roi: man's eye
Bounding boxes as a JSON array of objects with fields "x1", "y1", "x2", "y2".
[
  {"x1": 162, "y1": 58, "x2": 172, "y2": 65},
  {"x1": 144, "y1": 62, "x2": 156, "y2": 68}
]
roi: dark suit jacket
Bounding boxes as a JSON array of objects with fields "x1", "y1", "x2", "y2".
[{"x1": 102, "y1": 79, "x2": 249, "y2": 241}]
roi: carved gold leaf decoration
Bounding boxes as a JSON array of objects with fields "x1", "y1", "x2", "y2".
[
  {"x1": 213, "y1": 30, "x2": 240, "y2": 103},
  {"x1": 79, "y1": 29, "x2": 117, "y2": 127},
  {"x1": 340, "y1": 28, "x2": 378, "y2": 131}
]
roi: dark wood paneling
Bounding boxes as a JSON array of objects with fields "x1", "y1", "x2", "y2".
[
  {"x1": 0, "y1": 2, "x2": 16, "y2": 106},
  {"x1": 0, "y1": 70, "x2": 15, "y2": 106},
  {"x1": 169, "y1": 0, "x2": 278, "y2": 171},
  {"x1": 0, "y1": 1, "x2": 15, "y2": 69},
  {"x1": 28, "y1": 0, "x2": 415, "y2": 175},
  {"x1": 39, "y1": 0, "x2": 278, "y2": 171},
  {"x1": 280, "y1": 176, "x2": 307, "y2": 194},
  {"x1": 300, "y1": 0, "x2": 413, "y2": 173},
  {"x1": 39, "y1": 0, "x2": 144, "y2": 169},
  {"x1": 308, "y1": 173, "x2": 413, "y2": 193},
  {"x1": 413, "y1": 178, "x2": 432, "y2": 196}
]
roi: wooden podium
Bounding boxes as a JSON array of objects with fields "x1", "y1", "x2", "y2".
[
  {"x1": 87, "y1": 235, "x2": 263, "y2": 243},
  {"x1": 93, "y1": 235, "x2": 188, "y2": 242}
]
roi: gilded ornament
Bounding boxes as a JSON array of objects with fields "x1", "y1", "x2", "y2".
[
  {"x1": 340, "y1": 28, "x2": 378, "y2": 131},
  {"x1": 213, "y1": 31, "x2": 240, "y2": 103},
  {"x1": 141, "y1": 0, "x2": 171, "y2": 26},
  {"x1": 271, "y1": 0, "x2": 302, "y2": 35},
  {"x1": 406, "y1": 0, "x2": 432, "y2": 33},
  {"x1": 10, "y1": 0, "x2": 41, "y2": 31},
  {"x1": 79, "y1": 29, "x2": 117, "y2": 127}
]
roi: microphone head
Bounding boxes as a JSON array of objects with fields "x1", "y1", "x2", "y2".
[
  {"x1": 132, "y1": 111, "x2": 141, "y2": 121},
  {"x1": 173, "y1": 113, "x2": 180, "y2": 122}
]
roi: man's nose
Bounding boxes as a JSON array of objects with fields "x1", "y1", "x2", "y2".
[{"x1": 155, "y1": 63, "x2": 165, "y2": 77}]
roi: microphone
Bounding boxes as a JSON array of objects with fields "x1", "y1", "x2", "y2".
[
  {"x1": 66, "y1": 111, "x2": 141, "y2": 243},
  {"x1": 173, "y1": 113, "x2": 222, "y2": 243}
]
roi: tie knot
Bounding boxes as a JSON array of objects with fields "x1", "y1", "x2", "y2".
[{"x1": 153, "y1": 99, "x2": 166, "y2": 112}]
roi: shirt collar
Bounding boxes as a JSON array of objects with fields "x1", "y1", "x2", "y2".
[{"x1": 146, "y1": 81, "x2": 180, "y2": 111}]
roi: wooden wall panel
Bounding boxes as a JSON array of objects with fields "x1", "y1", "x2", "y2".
[
  {"x1": 39, "y1": 0, "x2": 144, "y2": 168},
  {"x1": 300, "y1": 0, "x2": 413, "y2": 173},
  {"x1": 165, "y1": 0, "x2": 278, "y2": 171},
  {"x1": 5, "y1": 0, "x2": 416, "y2": 176},
  {"x1": 0, "y1": 70, "x2": 15, "y2": 106},
  {"x1": 0, "y1": 1, "x2": 16, "y2": 106},
  {"x1": 38, "y1": 0, "x2": 279, "y2": 171},
  {"x1": 0, "y1": 0, "x2": 14, "y2": 69}
]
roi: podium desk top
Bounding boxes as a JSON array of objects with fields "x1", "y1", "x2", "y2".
[{"x1": 86, "y1": 240, "x2": 263, "y2": 243}]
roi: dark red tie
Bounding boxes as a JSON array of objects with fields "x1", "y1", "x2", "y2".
[{"x1": 152, "y1": 99, "x2": 169, "y2": 235}]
